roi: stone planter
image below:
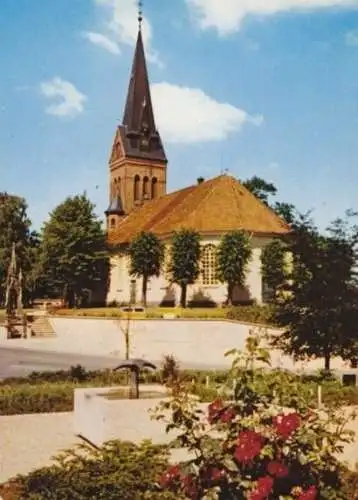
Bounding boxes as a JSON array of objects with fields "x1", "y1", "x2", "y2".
[{"x1": 74, "y1": 384, "x2": 175, "y2": 447}]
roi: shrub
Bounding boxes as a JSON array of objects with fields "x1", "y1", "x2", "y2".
[
  {"x1": 226, "y1": 304, "x2": 276, "y2": 325},
  {"x1": 11, "y1": 440, "x2": 182, "y2": 499},
  {"x1": 187, "y1": 290, "x2": 216, "y2": 308},
  {"x1": 161, "y1": 355, "x2": 181, "y2": 384},
  {"x1": 154, "y1": 331, "x2": 356, "y2": 499},
  {"x1": 0, "y1": 383, "x2": 74, "y2": 415}
]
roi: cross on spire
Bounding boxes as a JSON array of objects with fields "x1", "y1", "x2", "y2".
[{"x1": 138, "y1": 0, "x2": 143, "y2": 31}]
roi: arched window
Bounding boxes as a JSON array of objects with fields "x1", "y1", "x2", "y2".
[
  {"x1": 151, "y1": 177, "x2": 158, "y2": 199},
  {"x1": 143, "y1": 176, "x2": 150, "y2": 199},
  {"x1": 116, "y1": 177, "x2": 121, "y2": 196},
  {"x1": 134, "y1": 175, "x2": 141, "y2": 201},
  {"x1": 200, "y1": 244, "x2": 218, "y2": 286},
  {"x1": 110, "y1": 218, "x2": 116, "y2": 228}
]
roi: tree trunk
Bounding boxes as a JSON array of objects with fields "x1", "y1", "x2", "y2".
[
  {"x1": 141, "y1": 275, "x2": 148, "y2": 307},
  {"x1": 227, "y1": 283, "x2": 233, "y2": 306},
  {"x1": 180, "y1": 284, "x2": 187, "y2": 308},
  {"x1": 324, "y1": 353, "x2": 331, "y2": 371}
]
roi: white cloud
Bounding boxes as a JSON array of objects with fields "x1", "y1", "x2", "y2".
[
  {"x1": 85, "y1": 0, "x2": 162, "y2": 65},
  {"x1": 186, "y1": 0, "x2": 358, "y2": 35},
  {"x1": 151, "y1": 82, "x2": 263, "y2": 143},
  {"x1": 40, "y1": 77, "x2": 87, "y2": 118},
  {"x1": 345, "y1": 30, "x2": 358, "y2": 45},
  {"x1": 82, "y1": 31, "x2": 120, "y2": 54}
]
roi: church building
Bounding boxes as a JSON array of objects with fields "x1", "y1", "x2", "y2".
[{"x1": 105, "y1": 18, "x2": 290, "y2": 307}]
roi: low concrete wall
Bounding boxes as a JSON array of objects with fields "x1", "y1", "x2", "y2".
[{"x1": 0, "y1": 317, "x2": 352, "y2": 372}]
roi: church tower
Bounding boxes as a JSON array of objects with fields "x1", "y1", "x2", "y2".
[{"x1": 105, "y1": 6, "x2": 167, "y2": 232}]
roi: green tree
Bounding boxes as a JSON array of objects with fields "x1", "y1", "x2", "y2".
[
  {"x1": 242, "y1": 176, "x2": 297, "y2": 225},
  {"x1": 243, "y1": 176, "x2": 277, "y2": 204},
  {"x1": 41, "y1": 194, "x2": 109, "y2": 308},
  {"x1": 129, "y1": 231, "x2": 164, "y2": 306},
  {"x1": 273, "y1": 213, "x2": 358, "y2": 370},
  {"x1": 23, "y1": 230, "x2": 44, "y2": 304},
  {"x1": 216, "y1": 231, "x2": 252, "y2": 305},
  {"x1": 261, "y1": 239, "x2": 287, "y2": 303},
  {"x1": 0, "y1": 193, "x2": 31, "y2": 305},
  {"x1": 168, "y1": 229, "x2": 201, "y2": 308},
  {"x1": 273, "y1": 201, "x2": 297, "y2": 225}
]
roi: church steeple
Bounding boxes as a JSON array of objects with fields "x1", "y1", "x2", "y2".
[
  {"x1": 123, "y1": 29, "x2": 155, "y2": 134},
  {"x1": 120, "y1": 25, "x2": 166, "y2": 162},
  {"x1": 106, "y1": 1, "x2": 167, "y2": 229}
]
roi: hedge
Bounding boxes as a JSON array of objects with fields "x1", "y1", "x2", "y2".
[
  {"x1": 2, "y1": 365, "x2": 358, "y2": 416},
  {"x1": 0, "y1": 366, "x2": 229, "y2": 415},
  {"x1": 226, "y1": 304, "x2": 276, "y2": 325}
]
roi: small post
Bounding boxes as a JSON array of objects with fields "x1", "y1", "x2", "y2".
[
  {"x1": 130, "y1": 369, "x2": 139, "y2": 399},
  {"x1": 205, "y1": 375, "x2": 210, "y2": 388},
  {"x1": 317, "y1": 385, "x2": 322, "y2": 409}
]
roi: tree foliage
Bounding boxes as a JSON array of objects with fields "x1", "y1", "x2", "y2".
[
  {"x1": 261, "y1": 239, "x2": 287, "y2": 303},
  {"x1": 0, "y1": 192, "x2": 32, "y2": 304},
  {"x1": 40, "y1": 194, "x2": 109, "y2": 307},
  {"x1": 243, "y1": 176, "x2": 277, "y2": 204},
  {"x1": 129, "y1": 231, "x2": 164, "y2": 306},
  {"x1": 273, "y1": 201, "x2": 297, "y2": 225},
  {"x1": 168, "y1": 230, "x2": 201, "y2": 308},
  {"x1": 273, "y1": 213, "x2": 358, "y2": 370},
  {"x1": 216, "y1": 231, "x2": 252, "y2": 305},
  {"x1": 242, "y1": 176, "x2": 297, "y2": 226}
]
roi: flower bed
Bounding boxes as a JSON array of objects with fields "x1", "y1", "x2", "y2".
[{"x1": 154, "y1": 333, "x2": 357, "y2": 499}]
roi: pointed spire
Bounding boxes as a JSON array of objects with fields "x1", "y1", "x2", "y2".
[
  {"x1": 116, "y1": 1, "x2": 166, "y2": 163},
  {"x1": 122, "y1": 9, "x2": 156, "y2": 135}
]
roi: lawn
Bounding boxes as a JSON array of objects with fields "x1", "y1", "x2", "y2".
[{"x1": 0, "y1": 304, "x2": 276, "y2": 326}]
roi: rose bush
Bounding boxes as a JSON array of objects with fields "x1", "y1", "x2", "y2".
[{"x1": 153, "y1": 331, "x2": 356, "y2": 499}]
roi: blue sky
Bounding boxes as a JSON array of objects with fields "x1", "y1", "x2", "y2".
[{"x1": 1, "y1": 0, "x2": 358, "y2": 231}]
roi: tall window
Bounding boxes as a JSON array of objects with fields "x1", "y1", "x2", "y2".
[
  {"x1": 151, "y1": 177, "x2": 158, "y2": 198},
  {"x1": 143, "y1": 176, "x2": 149, "y2": 199},
  {"x1": 134, "y1": 175, "x2": 140, "y2": 201},
  {"x1": 200, "y1": 244, "x2": 218, "y2": 286},
  {"x1": 116, "y1": 177, "x2": 121, "y2": 196}
]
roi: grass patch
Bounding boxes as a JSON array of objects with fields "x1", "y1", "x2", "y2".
[
  {"x1": 47, "y1": 304, "x2": 275, "y2": 324},
  {"x1": 0, "y1": 304, "x2": 276, "y2": 325}
]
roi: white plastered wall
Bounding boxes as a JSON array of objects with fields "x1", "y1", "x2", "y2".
[{"x1": 107, "y1": 234, "x2": 274, "y2": 305}]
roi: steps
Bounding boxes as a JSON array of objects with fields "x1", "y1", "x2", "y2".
[{"x1": 29, "y1": 316, "x2": 55, "y2": 337}]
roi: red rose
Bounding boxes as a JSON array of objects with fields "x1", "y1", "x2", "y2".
[
  {"x1": 182, "y1": 474, "x2": 198, "y2": 499},
  {"x1": 160, "y1": 464, "x2": 181, "y2": 487},
  {"x1": 267, "y1": 460, "x2": 289, "y2": 478},
  {"x1": 201, "y1": 466, "x2": 225, "y2": 484},
  {"x1": 273, "y1": 412, "x2": 301, "y2": 439},
  {"x1": 299, "y1": 486, "x2": 317, "y2": 500},
  {"x1": 220, "y1": 407, "x2": 236, "y2": 423},
  {"x1": 234, "y1": 430, "x2": 264, "y2": 463},
  {"x1": 208, "y1": 398, "x2": 224, "y2": 424},
  {"x1": 250, "y1": 476, "x2": 274, "y2": 500}
]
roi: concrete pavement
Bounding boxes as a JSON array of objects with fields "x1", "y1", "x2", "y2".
[
  {"x1": 0, "y1": 346, "x2": 228, "y2": 379},
  {"x1": 0, "y1": 347, "x2": 127, "y2": 379}
]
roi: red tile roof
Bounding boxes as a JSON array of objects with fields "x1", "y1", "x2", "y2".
[{"x1": 108, "y1": 175, "x2": 290, "y2": 244}]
